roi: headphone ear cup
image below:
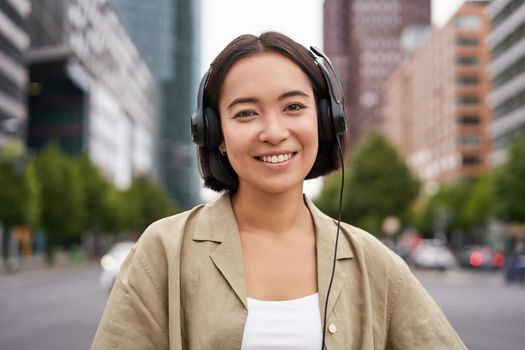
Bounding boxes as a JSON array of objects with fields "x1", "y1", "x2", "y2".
[
  {"x1": 204, "y1": 107, "x2": 221, "y2": 149},
  {"x1": 191, "y1": 111, "x2": 205, "y2": 146},
  {"x1": 318, "y1": 98, "x2": 333, "y2": 142}
]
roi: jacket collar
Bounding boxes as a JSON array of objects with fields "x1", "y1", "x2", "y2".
[{"x1": 192, "y1": 192, "x2": 354, "y2": 317}]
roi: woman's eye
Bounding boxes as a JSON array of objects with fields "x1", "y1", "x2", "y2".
[
  {"x1": 234, "y1": 110, "x2": 256, "y2": 118},
  {"x1": 284, "y1": 103, "x2": 305, "y2": 112}
]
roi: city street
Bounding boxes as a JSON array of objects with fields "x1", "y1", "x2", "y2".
[
  {"x1": 0, "y1": 264, "x2": 524, "y2": 349},
  {"x1": 0, "y1": 264, "x2": 107, "y2": 350},
  {"x1": 415, "y1": 269, "x2": 525, "y2": 350}
]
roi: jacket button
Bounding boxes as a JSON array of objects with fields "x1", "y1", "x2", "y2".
[{"x1": 328, "y1": 323, "x2": 337, "y2": 334}]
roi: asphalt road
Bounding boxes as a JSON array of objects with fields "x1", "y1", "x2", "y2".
[
  {"x1": 0, "y1": 264, "x2": 524, "y2": 350},
  {"x1": 0, "y1": 263, "x2": 107, "y2": 350},
  {"x1": 414, "y1": 269, "x2": 525, "y2": 350}
]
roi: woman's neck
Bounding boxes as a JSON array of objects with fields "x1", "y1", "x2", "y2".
[{"x1": 231, "y1": 185, "x2": 311, "y2": 236}]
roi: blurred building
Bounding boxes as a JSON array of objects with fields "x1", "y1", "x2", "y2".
[
  {"x1": 0, "y1": 0, "x2": 30, "y2": 154},
  {"x1": 383, "y1": 2, "x2": 492, "y2": 190},
  {"x1": 323, "y1": 0, "x2": 431, "y2": 143},
  {"x1": 110, "y1": 0, "x2": 202, "y2": 208},
  {"x1": 488, "y1": 0, "x2": 525, "y2": 165},
  {"x1": 27, "y1": 0, "x2": 157, "y2": 189}
]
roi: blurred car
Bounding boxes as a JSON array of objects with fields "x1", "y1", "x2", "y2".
[
  {"x1": 99, "y1": 241, "x2": 135, "y2": 291},
  {"x1": 459, "y1": 245, "x2": 505, "y2": 270},
  {"x1": 410, "y1": 239, "x2": 456, "y2": 270},
  {"x1": 505, "y1": 254, "x2": 525, "y2": 283}
]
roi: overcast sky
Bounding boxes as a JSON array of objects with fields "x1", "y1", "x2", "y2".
[
  {"x1": 200, "y1": 0, "x2": 466, "y2": 200},
  {"x1": 202, "y1": 0, "x2": 466, "y2": 73}
]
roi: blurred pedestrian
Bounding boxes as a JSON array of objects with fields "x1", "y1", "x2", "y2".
[{"x1": 91, "y1": 31, "x2": 466, "y2": 349}]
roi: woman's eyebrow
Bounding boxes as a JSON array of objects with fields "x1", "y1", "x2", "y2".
[
  {"x1": 226, "y1": 90, "x2": 310, "y2": 109},
  {"x1": 227, "y1": 97, "x2": 259, "y2": 109},
  {"x1": 278, "y1": 90, "x2": 310, "y2": 100}
]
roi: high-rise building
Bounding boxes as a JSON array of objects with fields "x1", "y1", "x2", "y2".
[
  {"x1": 323, "y1": 0, "x2": 431, "y2": 143},
  {"x1": 0, "y1": 0, "x2": 30, "y2": 154},
  {"x1": 488, "y1": 0, "x2": 525, "y2": 165},
  {"x1": 110, "y1": 0, "x2": 201, "y2": 208},
  {"x1": 27, "y1": 0, "x2": 157, "y2": 189},
  {"x1": 383, "y1": 2, "x2": 492, "y2": 188}
]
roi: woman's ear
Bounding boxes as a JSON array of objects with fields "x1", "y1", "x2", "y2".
[{"x1": 219, "y1": 141, "x2": 227, "y2": 156}]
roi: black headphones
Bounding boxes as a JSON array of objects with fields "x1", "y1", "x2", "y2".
[{"x1": 191, "y1": 46, "x2": 347, "y2": 148}]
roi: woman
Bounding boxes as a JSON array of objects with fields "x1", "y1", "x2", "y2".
[{"x1": 91, "y1": 32, "x2": 466, "y2": 349}]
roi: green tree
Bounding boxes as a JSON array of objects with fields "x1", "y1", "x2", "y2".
[
  {"x1": 34, "y1": 144, "x2": 85, "y2": 258},
  {"x1": 0, "y1": 160, "x2": 41, "y2": 264},
  {"x1": 75, "y1": 154, "x2": 110, "y2": 233},
  {"x1": 316, "y1": 133, "x2": 420, "y2": 234},
  {"x1": 100, "y1": 188, "x2": 130, "y2": 234},
  {"x1": 414, "y1": 181, "x2": 473, "y2": 238},
  {"x1": 126, "y1": 175, "x2": 178, "y2": 231},
  {"x1": 494, "y1": 131, "x2": 525, "y2": 223},
  {"x1": 463, "y1": 173, "x2": 494, "y2": 229}
]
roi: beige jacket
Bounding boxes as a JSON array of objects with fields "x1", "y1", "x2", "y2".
[{"x1": 91, "y1": 193, "x2": 467, "y2": 349}]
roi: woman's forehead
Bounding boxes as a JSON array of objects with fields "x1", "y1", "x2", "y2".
[{"x1": 220, "y1": 52, "x2": 313, "y2": 103}]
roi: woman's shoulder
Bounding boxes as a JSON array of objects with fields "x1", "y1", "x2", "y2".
[{"x1": 134, "y1": 192, "x2": 233, "y2": 253}]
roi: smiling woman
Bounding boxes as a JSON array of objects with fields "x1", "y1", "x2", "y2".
[
  {"x1": 219, "y1": 52, "x2": 319, "y2": 195},
  {"x1": 91, "y1": 32, "x2": 467, "y2": 350}
]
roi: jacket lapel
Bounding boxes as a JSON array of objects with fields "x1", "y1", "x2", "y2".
[
  {"x1": 192, "y1": 193, "x2": 354, "y2": 316},
  {"x1": 192, "y1": 193, "x2": 248, "y2": 309},
  {"x1": 305, "y1": 197, "x2": 354, "y2": 320}
]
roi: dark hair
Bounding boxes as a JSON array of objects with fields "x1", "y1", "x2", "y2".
[{"x1": 198, "y1": 31, "x2": 346, "y2": 192}]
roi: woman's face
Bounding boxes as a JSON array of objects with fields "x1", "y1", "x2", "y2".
[{"x1": 219, "y1": 52, "x2": 319, "y2": 195}]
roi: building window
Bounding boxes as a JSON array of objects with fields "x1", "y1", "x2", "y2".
[
  {"x1": 462, "y1": 155, "x2": 481, "y2": 165},
  {"x1": 457, "y1": 56, "x2": 479, "y2": 65},
  {"x1": 455, "y1": 16, "x2": 481, "y2": 29},
  {"x1": 457, "y1": 76, "x2": 479, "y2": 85},
  {"x1": 457, "y1": 96, "x2": 480, "y2": 105},
  {"x1": 457, "y1": 116, "x2": 480, "y2": 125},
  {"x1": 456, "y1": 37, "x2": 480, "y2": 46},
  {"x1": 457, "y1": 135, "x2": 481, "y2": 145}
]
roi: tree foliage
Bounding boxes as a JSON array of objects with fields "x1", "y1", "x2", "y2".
[
  {"x1": 494, "y1": 131, "x2": 525, "y2": 223},
  {"x1": 414, "y1": 181, "x2": 473, "y2": 238},
  {"x1": 316, "y1": 133, "x2": 420, "y2": 234},
  {"x1": 0, "y1": 160, "x2": 41, "y2": 262},
  {"x1": 75, "y1": 154, "x2": 110, "y2": 232},
  {"x1": 463, "y1": 173, "x2": 494, "y2": 229},
  {"x1": 126, "y1": 175, "x2": 178, "y2": 231},
  {"x1": 2, "y1": 143, "x2": 178, "y2": 262},
  {"x1": 413, "y1": 173, "x2": 496, "y2": 242},
  {"x1": 34, "y1": 144, "x2": 85, "y2": 254}
]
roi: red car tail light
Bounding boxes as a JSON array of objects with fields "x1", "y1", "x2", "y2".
[
  {"x1": 493, "y1": 252, "x2": 505, "y2": 268},
  {"x1": 470, "y1": 251, "x2": 483, "y2": 267}
]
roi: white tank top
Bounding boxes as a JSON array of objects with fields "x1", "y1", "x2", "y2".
[{"x1": 241, "y1": 293, "x2": 323, "y2": 350}]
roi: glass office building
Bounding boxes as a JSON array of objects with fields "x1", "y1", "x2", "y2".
[
  {"x1": 0, "y1": 0, "x2": 30, "y2": 155},
  {"x1": 488, "y1": 0, "x2": 525, "y2": 165},
  {"x1": 27, "y1": 0, "x2": 157, "y2": 189},
  {"x1": 111, "y1": 0, "x2": 202, "y2": 208}
]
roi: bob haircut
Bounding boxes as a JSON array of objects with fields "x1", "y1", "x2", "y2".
[{"x1": 198, "y1": 31, "x2": 346, "y2": 193}]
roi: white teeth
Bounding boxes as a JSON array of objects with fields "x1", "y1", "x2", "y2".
[{"x1": 260, "y1": 153, "x2": 293, "y2": 164}]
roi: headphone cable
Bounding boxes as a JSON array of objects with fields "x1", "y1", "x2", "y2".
[{"x1": 321, "y1": 136, "x2": 345, "y2": 350}]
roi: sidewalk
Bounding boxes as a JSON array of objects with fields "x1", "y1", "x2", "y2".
[{"x1": 1, "y1": 252, "x2": 95, "y2": 276}]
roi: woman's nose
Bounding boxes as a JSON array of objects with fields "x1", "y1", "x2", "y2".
[{"x1": 258, "y1": 113, "x2": 290, "y2": 144}]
